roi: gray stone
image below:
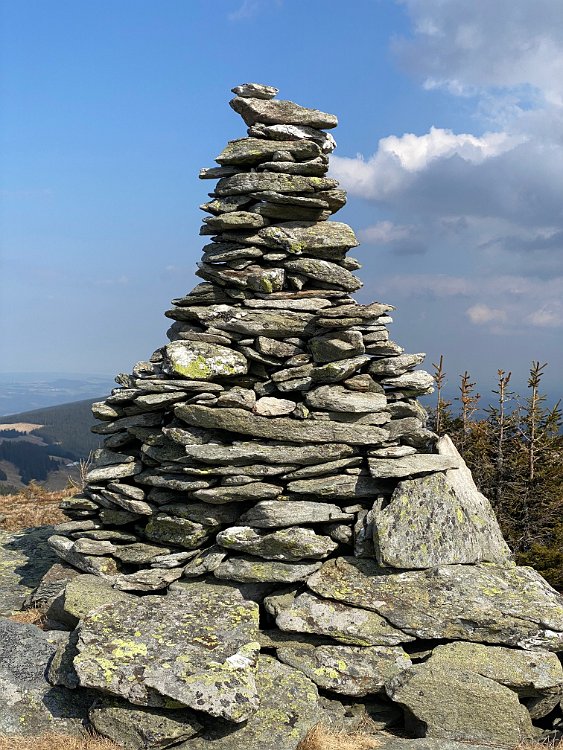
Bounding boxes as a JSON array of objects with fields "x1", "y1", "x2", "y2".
[
  {"x1": 175, "y1": 404, "x2": 389, "y2": 445},
  {"x1": 214, "y1": 555, "x2": 322, "y2": 583},
  {"x1": 216, "y1": 137, "x2": 320, "y2": 165},
  {"x1": 61, "y1": 574, "x2": 133, "y2": 623},
  {"x1": 307, "y1": 557, "x2": 563, "y2": 650},
  {"x1": 239, "y1": 500, "x2": 354, "y2": 528},
  {"x1": 0, "y1": 619, "x2": 94, "y2": 736},
  {"x1": 428, "y1": 641, "x2": 563, "y2": 693},
  {"x1": 253, "y1": 396, "x2": 296, "y2": 416},
  {"x1": 156, "y1": 501, "x2": 243, "y2": 527},
  {"x1": 0, "y1": 526, "x2": 58, "y2": 615},
  {"x1": 283, "y1": 456, "x2": 363, "y2": 479},
  {"x1": 306, "y1": 384, "x2": 387, "y2": 413},
  {"x1": 372, "y1": 469, "x2": 511, "y2": 569},
  {"x1": 74, "y1": 583, "x2": 260, "y2": 722},
  {"x1": 203, "y1": 211, "x2": 267, "y2": 229},
  {"x1": 369, "y1": 445, "x2": 417, "y2": 458},
  {"x1": 232, "y1": 82, "x2": 279, "y2": 99},
  {"x1": 48, "y1": 535, "x2": 119, "y2": 579},
  {"x1": 164, "y1": 340, "x2": 247, "y2": 380},
  {"x1": 73, "y1": 538, "x2": 116, "y2": 555},
  {"x1": 368, "y1": 353, "x2": 426, "y2": 377},
  {"x1": 215, "y1": 171, "x2": 337, "y2": 196},
  {"x1": 250, "y1": 221, "x2": 358, "y2": 253},
  {"x1": 277, "y1": 643, "x2": 411, "y2": 696},
  {"x1": 113, "y1": 543, "x2": 172, "y2": 565},
  {"x1": 309, "y1": 330, "x2": 365, "y2": 362},
  {"x1": 265, "y1": 590, "x2": 414, "y2": 646},
  {"x1": 285, "y1": 257, "x2": 360, "y2": 290},
  {"x1": 183, "y1": 441, "x2": 355, "y2": 465},
  {"x1": 230, "y1": 96, "x2": 338, "y2": 129},
  {"x1": 367, "y1": 454, "x2": 458, "y2": 479},
  {"x1": 89, "y1": 696, "x2": 202, "y2": 749},
  {"x1": 287, "y1": 474, "x2": 382, "y2": 500},
  {"x1": 144, "y1": 514, "x2": 213, "y2": 548},
  {"x1": 386, "y1": 662, "x2": 534, "y2": 745},
  {"x1": 216, "y1": 526, "x2": 338, "y2": 560},
  {"x1": 248, "y1": 122, "x2": 337, "y2": 153},
  {"x1": 216, "y1": 386, "x2": 256, "y2": 410},
  {"x1": 381, "y1": 370, "x2": 434, "y2": 394},
  {"x1": 113, "y1": 568, "x2": 183, "y2": 591},
  {"x1": 178, "y1": 656, "x2": 323, "y2": 750},
  {"x1": 192, "y1": 482, "x2": 282, "y2": 504}
]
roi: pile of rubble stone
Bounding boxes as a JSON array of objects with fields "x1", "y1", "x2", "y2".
[{"x1": 37, "y1": 83, "x2": 563, "y2": 750}]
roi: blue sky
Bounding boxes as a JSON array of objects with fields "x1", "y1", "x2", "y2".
[{"x1": 2, "y1": 0, "x2": 562, "y2": 401}]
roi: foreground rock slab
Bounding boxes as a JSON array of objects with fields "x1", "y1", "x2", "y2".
[
  {"x1": 0, "y1": 619, "x2": 94, "y2": 736},
  {"x1": 177, "y1": 656, "x2": 324, "y2": 750},
  {"x1": 0, "y1": 527, "x2": 58, "y2": 615},
  {"x1": 386, "y1": 662, "x2": 534, "y2": 745},
  {"x1": 307, "y1": 557, "x2": 563, "y2": 650},
  {"x1": 74, "y1": 582, "x2": 260, "y2": 722}
]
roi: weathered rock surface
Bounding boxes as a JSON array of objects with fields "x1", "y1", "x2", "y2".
[
  {"x1": 164, "y1": 341, "x2": 247, "y2": 379},
  {"x1": 306, "y1": 384, "x2": 387, "y2": 412},
  {"x1": 265, "y1": 589, "x2": 414, "y2": 646},
  {"x1": 277, "y1": 643, "x2": 411, "y2": 696},
  {"x1": 89, "y1": 696, "x2": 203, "y2": 750},
  {"x1": 178, "y1": 656, "x2": 323, "y2": 750},
  {"x1": 74, "y1": 583, "x2": 260, "y2": 722},
  {"x1": 307, "y1": 557, "x2": 563, "y2": 649},
  {"x1": 214, "y1": 555, "x2": 322, "y2": 583},
  {"x1": 386, "y1": 662, "x2": 534, "y2": 745},
  {"x1": 230, "y1": 96, "x2": 338, "y2": 129},
  {"x1": 372, "y1": 473, "x2": 512, "y2": 568},
  {"x1": 0, "y1": 619, "x2": 94, "y2": 736},
  {"x1": 238, "y1": 500, "x2": 354, "y2": 528},
  {"x1": 0, "y1": 526, "x2": 58, "y2": 615},
  {"x1": 216, "y1": 526, "x2": 338, "y2": 560}
]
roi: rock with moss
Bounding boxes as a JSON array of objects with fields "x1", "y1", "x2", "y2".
[
  {"x1": 386, "y1": 662, "x2": 534, "y2": 745},
  {"x1": 216, "y1": 137, "x2": 321, "y2": 165},
  {"x1": 0, "y1": 619, "x2": 95, "y2": 736},
  {"x1": 307, "y1": 557, "x2": 563, "y2": 650},
  {"x1": 164, "y1": 341, "x2": 247, "y2": 380},
  {"x1": 214, "y1": 555, "x2": 323, "y2": 583},
  {"x1": 238, "y1": 500, "x2": 354, "y2": 528},
  {"x1": 89, "y1": 695, "x2": 202, "y2": 750},
  {"x1": 74, "y1": 582, "x2": 260, "y2": 722},
  {"x1": 277, "y1": 643, "x2": 411, "y2": 696},
  {"x1": 216, "y1": 526, "x2": 338, "y2": 560},
  {"x1": 54, "y1": 573, "x2": 134, "y2": 627},
  {"x1": 177, "y1": 656, "x2": 324, "y2": 750},
  {"x1": 371, "y1": 472, "x2": 510, "y2": 568},
  {"x1": 264, "y1": 589, "x2": 414, "y2": 646}
]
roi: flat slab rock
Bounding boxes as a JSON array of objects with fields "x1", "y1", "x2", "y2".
[
  {"x1": 386, "y1": 662, "x2": 534, "y2": 746},
  {"x1": 184, "y1": 441, "x2": 355, "y2": 465},
  {"x1": 277, "y1": 643, "x2": 411, "y2": 697},
  {"x1": 178, "y1": 656, "x2": 324, "y2": 750},
  {"x1": 307, "y1": 557, "x2": 563, "y2": 650},
  {"x1": 0, "y1": 526, "x2": 58, "y2": 615},
  {"x1": 264, "y1": 589, "x2": 414, "y2": 646},
  {"x1": 164, "y1": 340, "x2": 247, "y2": 380},
  {"x1": 175, "y1": 404, "x2": 389, "y2": 445},
  {"x1": 0, "y1": 619, "x2": 94, "y2": 736},
  {"x1": 230, "y1": 96, "x2": 338, "y2": 129},
  {"x1": 238, "y1": 500, "x2": 354, "y2": 528},
  {"x1": 74, "y1": 582, "x2": 260, "y2": 722},
  {"x1": 214, "y1": 555, "x2": 322, "y2": 583},
  {"x1": 216, "y1": 526, "x2": 338, "y2": 560},
  {"x1": 372, "y1": 472, "x2": 512, "y2": 568}
]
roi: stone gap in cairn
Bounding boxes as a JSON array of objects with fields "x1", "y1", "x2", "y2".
[{"x1": 46, "y1": 83, "x2": 563, "y2": 750}]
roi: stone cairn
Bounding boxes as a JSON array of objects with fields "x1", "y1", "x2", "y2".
[{"x1": 45, "y1": 84, "x2": 563, "y2": 750}]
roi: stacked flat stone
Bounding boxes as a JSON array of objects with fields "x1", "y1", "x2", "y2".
[{"x1": 45, "y1": 84, "x2": 563, "y2": 750}]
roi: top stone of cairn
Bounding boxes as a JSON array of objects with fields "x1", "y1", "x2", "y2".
[{"x1": 230, "y1": 82, "x2": 338, "y2": 129}]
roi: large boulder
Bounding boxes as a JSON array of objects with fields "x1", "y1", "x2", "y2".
[
  {"x1": 307, "y1": 557, "x2": 563, "y2": 650},
  {"x1": 74, "y1": 581, "x2": 260, "y2": 723}
]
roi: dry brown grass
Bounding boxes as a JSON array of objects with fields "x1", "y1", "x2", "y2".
[
  {"x1": 297, "y1": 723, "x2": 382, "y2": 750},
  {"x1": 0, "y1": 735, "x2": 120, "y2": 750},
  {"x1": 0, "y1": 485, "x2": 69, "y2": 531},
  {"x1": 8, "y1": 607, "x2": 46, "y2": 628},
  {"x1": 516, "y1": 741, "x2": 563, "y2": 750},
  {"x1": 0, "y1": 423, "x2": 43, "y2": 433}
]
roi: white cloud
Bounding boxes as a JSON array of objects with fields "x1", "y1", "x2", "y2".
[{"x1": 466, "y1": 304, "x2": 508, "y2": 325}]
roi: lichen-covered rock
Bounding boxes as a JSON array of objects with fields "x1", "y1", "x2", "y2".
[
  {"x1": 264, "y1": 589, "x2": 414, "y2": 646},
  {"x1": 307, "y1": 557, "x2": 563, "y2": 650},
  {"x1": 238, "y1": 500, "x2": 354, "y2": 528},
  {"x1": 372, "y1": 473, "x2": 510, "y2": 568},
  {"x1": 285, "y1": 257, "x2": 361, "y2": 290},
  {"x1": 386, "y1": 662, "x2": 534, "y2": 745},
  {"x1": 48, "y1": 535, "x2": 120, "y2": 579},
  {"x1": 216, "y1": 137, "x2": 320, "y2": 165},
  {"x1": 306, "y1": 384, "x2": 387, "y2": 412},
  {"x1": 309, "y1": 330, "x2": 365, "y2": 362},
  {"x1": 0, "y1": 526, "x2": 58, "y2": 615},
  {"x1": 367, "y1": 455, "x2": 458, "y2": 479},
  {"x1": 230, "y1": 96, "x2": 338, "y2": 129},
  {"x1": 89, "y1": 696, "x2": 202, "y2": 750},
  {"x1": 74, "y1": 582, "x2": 260, "y2": 722},
  {"x1": 214, "y1": 555, "x2": 323, "y2": 583},
  {"x1": 113, "y1": 567, "x2": 183, "y2": 591},
  {"x1": 176, "y1": 404, "x2": 389, "y2": 445},
  {"x1": 60, "y1": 574, "x2": 134, "y2": 625},
  {"x1": 428, "y1": 641, "x2": 563, "y2": 693},
  {"x1": 179, "y1": 656, "x2": 323, "y2": 750},
  {"x1": 277, "y1": 643, "x2": 411, "y2": 696},
  {"x1": 216, "y1": 526, "x2": 338, "y2": 560},
  {"x1": 0, "y1": 619, "x2": 94, "y2": 736},
  {"x1": 164, "y1": 341, "x2": 247, "y2": 380},
  {"x1": 184, "y1": 441, "x2": 355, "y2": 465}
]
